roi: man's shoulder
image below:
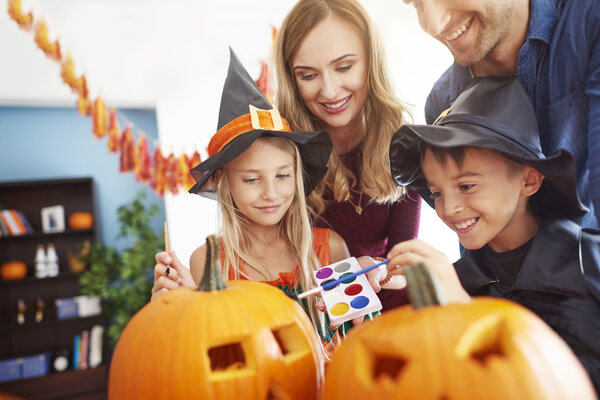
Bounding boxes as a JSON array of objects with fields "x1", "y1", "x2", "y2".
[{"x1": 425, "y1": 64, "x2": 471, "y2": 124}]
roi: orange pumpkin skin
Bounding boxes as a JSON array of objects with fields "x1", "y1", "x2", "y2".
[
  {"x1": 323, "y1": 298, "x2": 596, "y2": 400},
  {"x1": 67, "y1": 212, "x2": 94, "y2": 230},
  {"x1": 0, "y1": 261, "x2": 27, "y2": 280},
  {"x1": 108, "y1": 281, "x2": 325, "y2": 399}
]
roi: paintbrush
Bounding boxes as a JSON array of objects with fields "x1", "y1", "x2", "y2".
[{"x1": 297, "y1": 258, "x2": 390, "y2": 299}]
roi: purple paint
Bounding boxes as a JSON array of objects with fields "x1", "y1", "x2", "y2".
[{"x1": 316, "y1": 267, "x2": 333, "y2": 279}]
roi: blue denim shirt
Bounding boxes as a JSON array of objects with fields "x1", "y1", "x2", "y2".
[{"x1": 425, "y1": 0, "x2": 600, "y2": 229}]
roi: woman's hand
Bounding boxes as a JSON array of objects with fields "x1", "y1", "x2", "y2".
[
  {"x1": 151, "y1": 250, "x2": 195, "y2": 301},
  {"x1": 386, "y1": 239, "x2": 471, "y2": 303}
]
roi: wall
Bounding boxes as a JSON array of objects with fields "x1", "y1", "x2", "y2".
[
  {"x1": 0, "y1": 106, "x2": 165, "y2": 251},
  {"x1": 0, "y1": 0, "x2": 459, "y2": 264}
]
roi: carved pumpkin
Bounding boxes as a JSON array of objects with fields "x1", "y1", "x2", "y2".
[
  {"x1": 0, "y1": 261, "x2": 27, "y2": 280},
  {"x1": 323, "y1": 264, "x2": 596, "y2": 400},
  {"x1": 108, "y1": 235, "x2": 324, "y2": 399},
  {"x1": 67, "y1": 212, "x2": 94, "y2": 230}
]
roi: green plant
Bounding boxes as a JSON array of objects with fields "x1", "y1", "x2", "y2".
[{"x1": 79, "y1": 190, "x2": 163, "y2": 347}]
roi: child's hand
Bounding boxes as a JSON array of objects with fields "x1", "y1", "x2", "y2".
[
  {"x1": 356, "y1": 256, "x2": 383, "y2": 293},
  {"x1": 151, "y1": 250, "x2": 195, "y2": 301},
  {"x1": 386, "y1": 239, "x2": 471, "y2": 303}
]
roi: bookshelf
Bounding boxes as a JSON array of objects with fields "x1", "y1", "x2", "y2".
[{"x1": 0, "y1": 177, "x2": 107, "y2": 399}]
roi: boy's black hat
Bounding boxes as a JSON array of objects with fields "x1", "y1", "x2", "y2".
[
  {"x1": 188, "y1": 48, "x2": 332, "y2": 199},
  {"x1": 390, "y1": 77, "x2": 587, "y2": 220}
]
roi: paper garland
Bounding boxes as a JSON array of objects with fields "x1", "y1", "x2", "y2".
[{"x1": 8, "y1": 0, "x2": 277, "y2": 197}]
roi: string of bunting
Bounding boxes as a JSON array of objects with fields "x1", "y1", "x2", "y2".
[{"x1": 7, "y1": 0, "x2": 275, "y2": 197}]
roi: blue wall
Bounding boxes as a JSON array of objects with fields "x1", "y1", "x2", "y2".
[{"x1": 0, "y1": 106, "x2": 165, "y2": 251}]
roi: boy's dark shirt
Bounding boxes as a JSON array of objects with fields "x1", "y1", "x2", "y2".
[{"x1": 454, "y1": 219, "x2": 600, "y2": 392}]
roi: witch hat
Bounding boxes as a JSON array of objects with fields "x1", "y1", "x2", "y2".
[
  {"x1": 389, "y1": 77, "x2": 587, "y2": 221},
  {"x1": 189, "y1": 48, "x2": 332, "y2": 199}
]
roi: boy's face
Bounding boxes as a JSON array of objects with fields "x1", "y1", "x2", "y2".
[{"x1": 422, "y1": 147, "x2": 535, "y2": 252}]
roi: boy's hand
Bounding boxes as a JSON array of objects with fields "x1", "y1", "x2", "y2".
[
  {"x1": 151, "y1": 250, "x2": 195, "y2": 301},
  {"x1": 386, "y1": 239, "x2": 471, "y2": 303}
]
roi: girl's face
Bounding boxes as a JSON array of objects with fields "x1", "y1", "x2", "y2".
[
  {"x1": 422, "y1": 147, "x2": 534, "y2": 252},
  {"x1": 292, "y1": 14, "x2": 368, "y2": 133},
  {"x1": 226, "y1": 140, "x2": 296, "y2": 228}
]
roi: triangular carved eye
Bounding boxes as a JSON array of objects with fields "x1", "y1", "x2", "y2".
[
  {"x1": 372, "y1": 354, "x2": 407, "y2": 380},
  {"x1": 454, "y1": 313, "x2": 507, "y2": 365},
  {"x1": 208, "y1": 341, "x2": 246, "y2": 371}
]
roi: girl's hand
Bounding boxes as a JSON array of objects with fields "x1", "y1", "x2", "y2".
[
  {"x1": 386, "y1": 239, "x2": 471, "y2": 303},
  {"x1": 151, "y1": 250, "x2": 195, "y2": 301}
]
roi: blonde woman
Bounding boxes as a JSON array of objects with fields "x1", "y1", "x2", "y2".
[{"x1": 274, "y1": 0, "x2": 421, "y2": 310}]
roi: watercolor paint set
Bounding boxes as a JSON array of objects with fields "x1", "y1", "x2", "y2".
[{"x1": 313, "y1": 257, "x2": 382, "y2": 325}]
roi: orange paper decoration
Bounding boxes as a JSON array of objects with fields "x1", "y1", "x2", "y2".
[
  {"x1": 107, "y1": 108, "x2": 121, "y2": 153},
  {"x1": 119, "y1": 126, "x2": 135, "y2": 172}
]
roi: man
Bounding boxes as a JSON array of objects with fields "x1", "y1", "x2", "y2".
[{"x1": 404, "y1": 0, "x2": 600, "y2": 229}]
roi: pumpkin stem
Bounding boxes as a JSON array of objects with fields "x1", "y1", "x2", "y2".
[
  {"x1": 198, "y1": 235, "x2": 227, "y2": 292},
  {"x1": 404, "y1": 263, "x2": 447, "y2": 309}
]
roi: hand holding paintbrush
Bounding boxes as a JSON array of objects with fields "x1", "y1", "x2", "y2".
[{"x1": 150, "y1": 221, "x2": 195, "y2": 301}]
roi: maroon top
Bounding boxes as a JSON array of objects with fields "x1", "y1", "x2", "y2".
[{"x1": 314, "y1": 142, "x2": 422, "y2": 310}]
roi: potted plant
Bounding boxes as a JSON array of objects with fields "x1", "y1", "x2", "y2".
[{"x1": 78, "y1": 190, "x2": 164, "y2": 348}]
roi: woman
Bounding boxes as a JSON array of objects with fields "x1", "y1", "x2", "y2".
[{"x1": 274, "y1": 0, "x2": 421, "y2": 310}]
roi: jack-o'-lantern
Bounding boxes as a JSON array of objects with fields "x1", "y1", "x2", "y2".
[
  {"x1": 108, "y1": 235, "x2": 324, "y2": 399},
  {"x1": 0, "y1": 261, "x2": 27, "y2": 280},
  {"x1": 67, "y1": 212, "x2": 94, "y2": 230},
  {"x1": 323, "y1": 264, "x2": 596, "y2": 400}
]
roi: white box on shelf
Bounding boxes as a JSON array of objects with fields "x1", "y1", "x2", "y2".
[{"x1": 75, "y1": 295, "x2": 102, "y2": 317}]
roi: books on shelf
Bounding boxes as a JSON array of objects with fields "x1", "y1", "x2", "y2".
[
  {"x1": 72, "y1": 324, "x2": 103, "y2": 371},
  {"x1": 0, "y1": 209, "x2": 34, "y2": 236}
]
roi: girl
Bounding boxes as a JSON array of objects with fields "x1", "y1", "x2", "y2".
[
  {"x1": 274, "y1": 0, "x2": 421, "y2": 311},
  {"x1": 151, "y1": 49, "x2": 375, "y2": 353}
]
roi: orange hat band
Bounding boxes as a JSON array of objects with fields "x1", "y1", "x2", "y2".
[{"x1": 208, "y1": 105, "x2": 292, "y2": 157}]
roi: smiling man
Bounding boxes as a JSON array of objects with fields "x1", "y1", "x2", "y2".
[{"x1": 404, "y1": 0, "x2": 600, "y2": 230}]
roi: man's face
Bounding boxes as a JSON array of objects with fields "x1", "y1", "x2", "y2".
[{"x1": 407, "y1": 0, "x2": 515, "y2": 67}]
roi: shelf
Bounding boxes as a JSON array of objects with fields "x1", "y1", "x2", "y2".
[
  {"x1": 0, "y1": 270, "x2": 83, "y2": 287},
  {"x1": 0, "y1": 364, "x2": 108, "y2": 400},
  {"x1": 0, "y1": 315, "x2": 103, "y2": 332},
  {"x1": 0, "y1": 228, "x2": 95, "y2": 242}
]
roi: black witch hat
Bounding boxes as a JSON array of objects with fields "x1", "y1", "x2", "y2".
[
  {"x1": 188, "y1": 48, "x2": 332, "y2": 199},
  {"x1": 389, "y1": 77, "x2": 587, "y2": 221}
]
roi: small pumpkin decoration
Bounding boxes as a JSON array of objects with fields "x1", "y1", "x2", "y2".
[
  {"x1": 1, "y1": 260, "x2": 27, "y2": 280},
  {"x1": 323, "y1": 264, "x2": 596, "y2": 400},
  {"x1": 108, "y1": 235, "x2": 324, "y2": 399},
  {"x1": 67, "y1": 212, "x2": 94, "y2": 230}
]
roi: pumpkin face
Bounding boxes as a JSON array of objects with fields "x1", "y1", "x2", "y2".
[
  {"x1": 0, "y1": 261, "x2": 27, "y2": 280},
  {"x1": 67, "y1": 212, "x2": 94, "y2": 230},
  {"x1": 323, "y1": 298, "x2": 596, "y2": 400},
  {"x1": 108, "y1": 235, "x2": 324, "y2": 400}
]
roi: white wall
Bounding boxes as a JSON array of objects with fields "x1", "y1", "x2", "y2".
[{"x1": 0, "y1": 0, "x2": 458, "y2": 265}]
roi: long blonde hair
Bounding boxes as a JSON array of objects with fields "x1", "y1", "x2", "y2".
[
  {"x1": 274, "y1": 0, "x2": 411, "y2": 213},
  {"x1": 216, "y1": 136, "x2": 326, "y2": 336}
]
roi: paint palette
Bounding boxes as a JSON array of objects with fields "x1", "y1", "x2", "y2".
[{"x1": 314, "y1": 257, "x2": 382, "y2": 325}]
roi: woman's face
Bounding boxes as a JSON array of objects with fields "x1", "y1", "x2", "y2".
[{"x1": 292, "y1": 14, "x2": 368, "y2": 134}]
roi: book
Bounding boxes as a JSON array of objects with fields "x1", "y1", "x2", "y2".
[
  {"x1": 15, "y1": 210, "x2": 34, "y2": 233},
  {"x1": 9, "y1": 210, "x2": 27, "y2": 235},
  {"x1": 72, "y1": 334, "x2": 81, "y2": 370},
  {"x1": 0, "y1": 211, "x2": 16, "y2": 235},
  {"x1": 80, "y1": 330, "x2": 89, "y2": 370},
  {"x1": 89, "y1": 325, "x2": 104, "y2": 368}
]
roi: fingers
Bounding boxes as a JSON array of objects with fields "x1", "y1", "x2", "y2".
[
  {"x1": 365, "y1": 268, "x2": 382, "y2": 293},
  {"x1": 351, "y1": 316, "x2": 364, "y2": 327}
]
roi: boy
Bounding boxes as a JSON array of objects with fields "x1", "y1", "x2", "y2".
[{"x1": 387, "y1": 77, "x2": 600, "y2": 391}]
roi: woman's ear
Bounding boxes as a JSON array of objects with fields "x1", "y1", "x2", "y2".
[{"x1": 521, "y1": 166, "x2": 545, "y2": 197}]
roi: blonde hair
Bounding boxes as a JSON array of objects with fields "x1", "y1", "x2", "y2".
[
  {"x1": 274, "y1": 0, "x2": 411, "y2": 214},
  {"x1": 216, "y1": 136, "x2": 326, "y2": 337}
]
